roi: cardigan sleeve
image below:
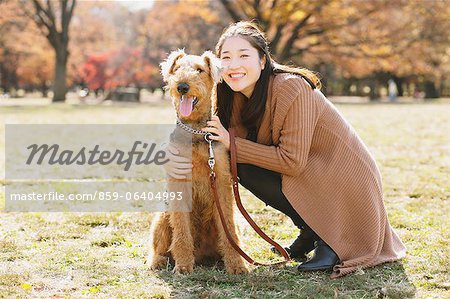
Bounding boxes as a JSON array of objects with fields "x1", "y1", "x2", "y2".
[{"x1": 234, "y1": 78, "x2": 321, "y2": 176}]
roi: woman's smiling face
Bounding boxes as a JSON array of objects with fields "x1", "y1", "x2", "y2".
[{"x1": 220, "y1": 36, "x2": 266, "y2": 98}]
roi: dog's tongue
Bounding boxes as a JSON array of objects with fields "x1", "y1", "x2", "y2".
[{"x1": 180, "y1": 95, "x2": 194, "y2": 116}]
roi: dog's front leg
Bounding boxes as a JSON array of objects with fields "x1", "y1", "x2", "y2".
[
  {"x1": 214, "y1": 185, "x2": 249, "y2": 274},
  {"x1": 169, "y1": 212, "x2": 195, "y2": 274}
]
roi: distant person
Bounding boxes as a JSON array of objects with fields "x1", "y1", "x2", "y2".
[
  {"x1": 413, "y1": 89, "x2": 423, "y2": 99},
  {"x1": 388, "y1": 79, "x2": 398, "y2": 102}
]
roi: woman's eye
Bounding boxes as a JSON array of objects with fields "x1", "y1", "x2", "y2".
[
  {"x1": 221, "y1": 57, "x2": 230, "y2": 60},
  {"x1": 240, "y1": 54, "x2": 249, "y2": 58}
]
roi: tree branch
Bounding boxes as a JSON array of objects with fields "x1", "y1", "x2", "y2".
[
  {"x1": 279, "y1": 13, "x2": 313, "y2": 61},
  {"x1": 61, "y1": 0, "x2": 72, "y2": 45},
  {"x1": 219, "y1": 0, "x2": 242, "y2": 22},
  {"x1": 270, "y1": 23, "x2": 285, "y2": 56},
  {"x1": 46, "y1": 0, "x2": 56, "y2": 26},
  {"x1": 254, "y1": 0, "x2": 262, "y2": 23},
  {"x1": 31, "y1": 0, "x2": 52, "y2": 29},
  {"x1": 271, "y1": 0, "x2": 277, "y2": 10},
  {"x1": 290, "y1": 41, "x2": 322, "y2": 57}
]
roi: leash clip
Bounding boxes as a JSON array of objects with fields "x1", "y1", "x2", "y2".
[{"x1": 205, "y1": 133, "x2": 215, "y2": 171}]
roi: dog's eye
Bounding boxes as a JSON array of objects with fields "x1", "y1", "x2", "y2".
[{"x1": 197, "y1": 68, "x2": 204, "y2": 73}]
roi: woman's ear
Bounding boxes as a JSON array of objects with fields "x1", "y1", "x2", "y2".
[
  {"x1": 160, "y1": 49, "x2": 185, "y2": 82},
  {"x1": 260, "y1": 55, "x2": 266, "y2": 70},
  {"x1": 202, "y1": 51, "x2": 223, "y2": 83}
]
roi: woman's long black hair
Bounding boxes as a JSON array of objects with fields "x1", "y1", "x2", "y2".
[{"x1": 215, "y1": 21, "x2": 321, "y2": 134}]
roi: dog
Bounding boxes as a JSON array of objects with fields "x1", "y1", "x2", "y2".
[{"x1": 148, "y1": 49, "x2": 248, "y2": 274}]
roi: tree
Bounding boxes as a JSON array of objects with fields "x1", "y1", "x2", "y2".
[
  {"x1": 137, "y1": 1, "x2": 226, "y2": 90},
  {"x1": 68, "y1": 1, "x2": 139, "y2": 87},
  {"x1": 26, "y1": 0, "x2": 76, "y2": 102},
  {"x1": 399, "y1": 0, "x2": 450, "y2": 98},
  {"x1": 1, "y1": 0, "x2": 51, "y2": 95},
  {"x1": 0, "y1": 0, "x2": 24, "y2": 92},
  {"x1": 218, "y1": 0, "x2": 396, "y2": 63},
  {"x1": 80, "y1": 48, "x2": 159, "y2": 98},
  {"x1": 16, "y1": 42, "x2": 53, "y2": 96},
  {"x1": 219, "y1": 0, "x2": 449, "y2": 98},
  {"x1": 80, "y1": 53, "x2": 109, "y2": 92}
]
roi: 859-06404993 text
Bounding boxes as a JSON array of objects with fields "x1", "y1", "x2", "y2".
[
  {"x1": 5, "y1": 124, "x2": 193, "y2": 212},
  {"x1": 8, "y1": 191, "x2": 184, "y2": 201}
]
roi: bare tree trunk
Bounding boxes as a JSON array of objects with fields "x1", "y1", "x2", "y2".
[
  {"x1": 53, "y1": 48, "x2": 68, "y2": 101},
  {"x1": 28, "y1": 0, "x2": 76, "y2": 103},
  {"x1": 424, "y1": 81, "x2": 439, "y2": 99},
  {"x1": 393, "y1": 76, "x2": 404, "y2": 96},
  {"x1": 41, "y1": 81, "x2": 48, "y2": 97},
  {"x1": 369, "y1": 78, "x2": 380, "y2": 101},
  {"x1": 439, "y1": 76, "x2": 446, "y2": 97}
]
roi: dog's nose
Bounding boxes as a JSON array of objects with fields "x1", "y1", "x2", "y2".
[{"x1": 177, "y1": 83, "x2": 190, "y2": 95}]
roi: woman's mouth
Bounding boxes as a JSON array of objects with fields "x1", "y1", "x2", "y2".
[{"x1": 229, "y1": 73, "x2": 245, "y2": 79}]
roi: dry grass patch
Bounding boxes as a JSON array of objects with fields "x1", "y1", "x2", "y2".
[{"x1": 0, "y1": 101, "x2": 448, "y2": 298}]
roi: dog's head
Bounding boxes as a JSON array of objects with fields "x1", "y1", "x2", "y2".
[{"x1": 161, "y1": 49, "x2": 222, "y2": 122}]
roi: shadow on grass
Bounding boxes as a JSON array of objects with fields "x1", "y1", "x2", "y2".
[{"x1": 152, "y1": 260, "x2": 415, "y2": 298}]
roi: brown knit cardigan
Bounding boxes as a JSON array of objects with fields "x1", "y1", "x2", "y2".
[{"x1": 230, "y1": 72, "x2": 406, "y2": 278}]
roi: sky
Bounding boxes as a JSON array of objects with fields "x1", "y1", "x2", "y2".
[{"x1": 114, "y1": 0, "x2": 154, "y2": 11}]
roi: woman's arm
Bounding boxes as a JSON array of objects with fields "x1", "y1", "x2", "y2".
[{"x1": 235, "y1": 84, "x2": 321, "y2": 176}]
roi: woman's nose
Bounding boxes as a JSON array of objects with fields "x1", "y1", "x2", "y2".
[{"x1": 228, "y1": 58, "x2": 240, "y2": 69}]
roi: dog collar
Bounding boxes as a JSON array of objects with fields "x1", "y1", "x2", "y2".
[
  {"x1": 176, "y1": 119, "x2": 208, "y2": 135},
  {"x1": 175, "y1": 118, "x2": 215, "y2": 170},
  {"x1": 175, "y1": 118, "x2": 214, "y2": 143}
]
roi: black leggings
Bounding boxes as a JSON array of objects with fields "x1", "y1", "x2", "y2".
[{"x1": 237, "y1": 163, "x2": 318, "y2": 240}]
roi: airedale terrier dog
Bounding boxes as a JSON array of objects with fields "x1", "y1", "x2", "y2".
[{"x1": 148, "y1": 49, "x2": 248, "y2": 274}]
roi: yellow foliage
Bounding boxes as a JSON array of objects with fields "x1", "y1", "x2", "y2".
[{"x1": 21, "y1": 283, "x2": 32, "y2": 292}]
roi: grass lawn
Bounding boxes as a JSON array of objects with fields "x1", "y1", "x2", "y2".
[{"x1": 0, "y1": 99, "x2": 448, "y2": 298}]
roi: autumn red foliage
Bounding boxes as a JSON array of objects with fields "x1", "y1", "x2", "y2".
[
  {"x1": 1, "y1": 0, "x2": 448, "y2": 99},
  {"x1": 80, "y1": 48, "x2": 159, "y2": 91}
]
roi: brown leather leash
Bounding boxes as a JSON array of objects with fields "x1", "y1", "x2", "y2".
[{"x1": 207, "y1": 128, "x2": 291, "y2": 266}]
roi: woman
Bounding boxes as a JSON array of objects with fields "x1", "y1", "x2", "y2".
[{"x1": 169, "y1": 21, "x2": 406, "y2": 278}]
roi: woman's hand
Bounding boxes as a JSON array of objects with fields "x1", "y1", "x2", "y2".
[
  {"x1": 163, "y1": 144, "x2": 192, "y2": 179},
  {"x1": 202, "y1": 115, "x2": 230, "y2": 150}
]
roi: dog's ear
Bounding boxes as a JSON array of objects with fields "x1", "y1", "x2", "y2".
[
  {"x1": 160, "y1": 49, "x2": 185, "y2": 82},
  {"x1": 202, "y1": 51, "x2": 223, "y2": 83}
]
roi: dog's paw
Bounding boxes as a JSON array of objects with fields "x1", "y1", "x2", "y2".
[
  {"x1": 225, "y1": 261, "x2": 249, "y2": 275},
  {"x1": 173, "y1": 263, "x2": 194, "y2": 274},
  {"x1": 149, "y1": 255, "x2": 168, "y2": 270}
]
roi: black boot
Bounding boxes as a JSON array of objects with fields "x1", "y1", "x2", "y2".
[
  {"x1": 297, "y1": 240, "x2": 339, "y2": 271},
  {"x1": 271, "y1": 231, "x2": 316, "y2": 261}
]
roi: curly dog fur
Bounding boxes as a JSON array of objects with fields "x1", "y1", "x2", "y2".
[{"x1": 148, "y1": 49, "x2": 248, "y2": 274}]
